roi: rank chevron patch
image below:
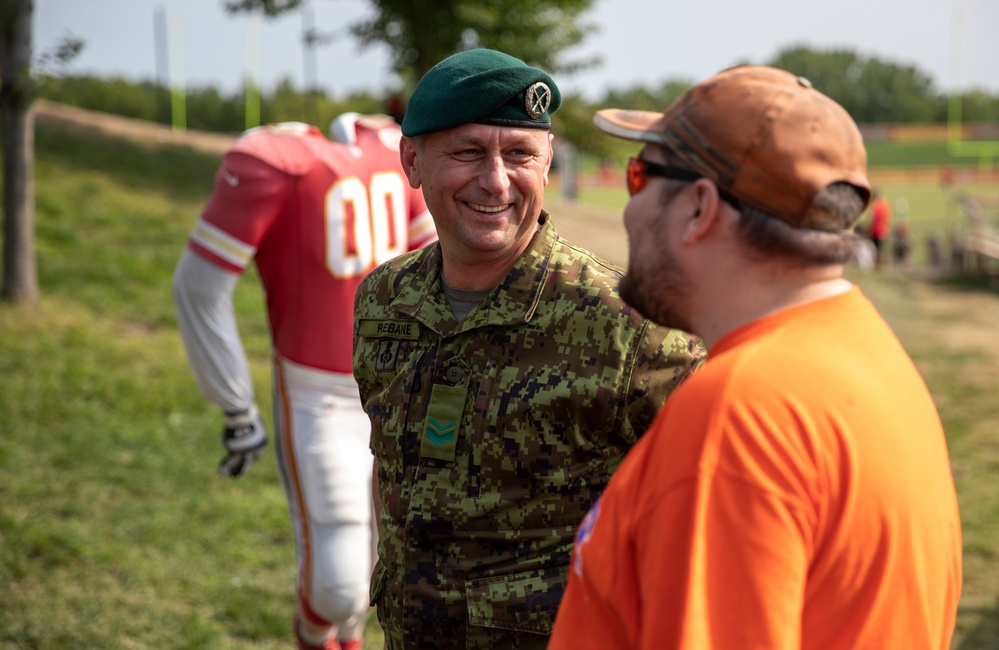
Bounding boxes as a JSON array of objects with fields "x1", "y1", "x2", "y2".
[{"x1": 426, "y1": 417, "x2": 456, "y2": 446}]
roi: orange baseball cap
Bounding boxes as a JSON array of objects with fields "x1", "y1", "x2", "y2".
[{"x1": 594, "y1": 65, "x2": 871, "y2": 230}]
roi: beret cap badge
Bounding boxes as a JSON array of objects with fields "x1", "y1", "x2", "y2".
[{"x1": 525, "y1": 82, "x2": 552, "y2": 120}]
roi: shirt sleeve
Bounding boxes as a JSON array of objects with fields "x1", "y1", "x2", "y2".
[
  {"x1": 172, "y1": 249, "x2": 257, "y2": 413},
  {"x1": 187, "y1": 149, "x2": 291, "y2": 273},
  {"x1": 622, "y1": 323, "x2": 705, "y2": 441}
]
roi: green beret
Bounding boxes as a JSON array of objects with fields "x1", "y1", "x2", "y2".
[{"x1": 402, "y1": 48, "x2": 562, "y2": 137}]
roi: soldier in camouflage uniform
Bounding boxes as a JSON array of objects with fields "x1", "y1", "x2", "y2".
[{"x1": 352, "y1": 49, "x2": 703, "y2": 649}]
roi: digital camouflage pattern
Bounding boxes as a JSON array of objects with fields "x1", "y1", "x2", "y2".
[{"x1": 353, "y1": 212, "x2": 703, "y2": 649}]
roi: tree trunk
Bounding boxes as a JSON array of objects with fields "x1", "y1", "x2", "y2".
[{"x1": 1, "y1": 0, "x2": 38, "y2": 306}]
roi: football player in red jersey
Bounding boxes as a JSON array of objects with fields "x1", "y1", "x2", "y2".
[{"x1": 173, "y1": 114, "x2": 436, "y2": 650}]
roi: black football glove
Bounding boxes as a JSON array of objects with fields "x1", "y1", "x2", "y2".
[{"x1": 218, "y1": 407, "x2": 267, "y2": 478}]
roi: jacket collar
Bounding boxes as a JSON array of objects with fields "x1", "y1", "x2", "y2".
[{"x1": 390, "y1": 211, "x2": 557, "y2": 337}]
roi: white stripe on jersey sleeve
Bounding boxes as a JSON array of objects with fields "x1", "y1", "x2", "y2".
[
  {"x1": 408, "y1": 209, "x2": 438, "y2": 247},
  {"x1": 190, "y1": 219, "x2": 257, "y2": 269}
]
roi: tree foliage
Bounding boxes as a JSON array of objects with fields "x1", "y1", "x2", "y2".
[
  {"x1": 600, "y1": 79, "x2": 694, "y2": 113},
  {"x1": 35, "y1": 31, "x2": 84, "y2": 71},
  {"x1": 215, "y1": 3, "x2": 999, "y2": 146},
  {"x1": 31, "y1": 33, "x2": 999, "y2": 161},
  {"x1": 562, "y1": 80, "x2": 697, "y2": 162},
  {"x1": 35, "y1": 73, "x2": 388, "y2": 137},
  {"x1": 225, "y1": 0, "x2": 599, "y2": 85},
  {"x1": 959, "y1": 90, "x2": 999, "y2": 123},
  {"x1": 767, "y1": 46, "x2": 945, "y2": 123},
  {"x1": 357, "y1": 0, "x2": 598, "y2": 81},
  {"x1": 224, "y1": 0, "x2": 303, "y2": 18}
]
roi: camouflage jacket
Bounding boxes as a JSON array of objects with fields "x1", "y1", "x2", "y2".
[{"x1": 353, "y1": 212, "x2": 702, "y2": 648}]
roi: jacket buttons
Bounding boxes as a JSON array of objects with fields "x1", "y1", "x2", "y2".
[{"x1": 445, "y1": 366, "x2": 464, "y2": 383}]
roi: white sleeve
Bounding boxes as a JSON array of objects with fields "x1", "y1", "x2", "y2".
[{"x1": 172, "y1": 249, "x2": 257, "y2": 413}]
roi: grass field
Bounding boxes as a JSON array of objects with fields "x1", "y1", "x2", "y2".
[{"x1": 1, "y1": 121, "x2": 998, "y2": 648}]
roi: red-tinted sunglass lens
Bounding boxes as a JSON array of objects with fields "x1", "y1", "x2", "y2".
[{"x1": 626, "y1": 157, "x2": 648, "y2": 196}]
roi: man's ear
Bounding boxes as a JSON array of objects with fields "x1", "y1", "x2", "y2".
[
  {"x1": 399, "y1": 136, "x2": 422, "y2": 189},
  {"x1": 682, "y1": 178, "x2": 724, "y2": 244}
]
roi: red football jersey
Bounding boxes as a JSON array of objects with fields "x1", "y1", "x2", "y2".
[{"x1": 187, "y1": 120, "x2": 435, "y2": 373}]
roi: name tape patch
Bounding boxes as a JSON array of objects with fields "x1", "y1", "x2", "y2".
[{"x1": 357, "y1": 319, "x2": 419, "y2": 340}]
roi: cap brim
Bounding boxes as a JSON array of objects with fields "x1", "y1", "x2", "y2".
[{"x1": 593, "y1": 109, "x2": 669, "y2": 145}]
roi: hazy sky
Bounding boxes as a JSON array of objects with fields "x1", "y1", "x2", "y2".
[{"x1": 35, "y1": 0, "x2": 999, "y2": 102}]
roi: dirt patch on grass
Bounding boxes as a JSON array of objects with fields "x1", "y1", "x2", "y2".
[
  {"x1": 543, "y1": 196, "x2": 629, "y2": 267},
  {"x1": 32, "y1": 99, "x2": 236, "y2": 158}
]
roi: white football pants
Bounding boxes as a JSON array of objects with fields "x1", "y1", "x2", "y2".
[{"x1": 273, "y1": 355, "x2": 376, "y2": 641}]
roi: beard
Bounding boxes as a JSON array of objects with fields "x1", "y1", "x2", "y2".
[{"x1": 619, "y1": 250, "x2": 696, "y2": 336}]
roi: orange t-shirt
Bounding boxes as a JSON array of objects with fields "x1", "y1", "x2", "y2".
[{"x1": 550, "y1": 287, "x2": 962, "y2": 650}]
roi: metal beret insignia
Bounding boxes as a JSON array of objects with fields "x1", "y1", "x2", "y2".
[{"x1": 525, "y1": 82, "x2": 552, "y2": 119}]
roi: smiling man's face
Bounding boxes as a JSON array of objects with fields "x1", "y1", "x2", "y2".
[{"x1": 401, "y1": 122, "x2": 553, "y2": 271}]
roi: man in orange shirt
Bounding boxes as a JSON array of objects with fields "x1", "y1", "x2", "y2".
[{"x1": 549, "y1": 65, "x2": 962, "y2": 650}]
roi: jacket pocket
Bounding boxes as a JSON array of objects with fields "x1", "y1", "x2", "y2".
[{"x1": 465, "y1": 564, "x2": 568, "y2": 635}]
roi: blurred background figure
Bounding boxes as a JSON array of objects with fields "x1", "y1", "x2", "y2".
[
  {"x1": 384, "y1": 93, "x2": 407, "y2": 125},
  {"x1": 893, "y1": 219, "x2": 913, "y2": 269},
  {"x1": 869, "y1": 191, "x2": 892, "y2": 269}
]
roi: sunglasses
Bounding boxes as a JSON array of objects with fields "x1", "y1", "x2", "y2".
[
  {"x1": 626, "y1": 157, "x2": 742, "y2": 208},
  {"x1": 626, "y1": 157, "x2": 701, "y2": 196}
]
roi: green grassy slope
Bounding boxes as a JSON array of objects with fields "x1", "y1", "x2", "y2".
[{"x1": 1, "y1": 124, "x2": 347, "y2": 649}]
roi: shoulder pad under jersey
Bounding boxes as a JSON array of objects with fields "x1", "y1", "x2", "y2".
[
  {"x1": 229, "y1": 121, "x2": 328, "y2": 177},
  {"x1": 354, "y1": 116, "x2": 403, "y2": 154}
]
